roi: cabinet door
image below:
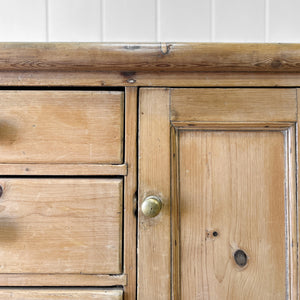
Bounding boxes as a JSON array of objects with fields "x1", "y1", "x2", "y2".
[{"x1": 138, "y1": 88, "x2": 298, "y2": 299}]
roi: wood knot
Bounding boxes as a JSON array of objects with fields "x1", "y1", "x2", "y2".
[
  {"x1": 271, "y1": 59, "x2": 282, "y2": 68},
  {"x1": 234, "y1": 249, "x2": 248, "y2": 268},
  {"x1": 121, "y1": 71, "x2": 136, "y2": 78},
  {"x1": 206, "y1": 229, "x2": 219, "y2": 240}
]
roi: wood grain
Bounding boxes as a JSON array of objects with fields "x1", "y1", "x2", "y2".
[
  {"x1": 0, "y1": 178, "x2": 122, "y2": 275},
  {"x1": 0, "y1": 91, "x2": 123, "y2": 164},
  {"x1": 0, "y1": 43, "x2": 297, "y2": 298},
  {"x1": 171, "y1": 88, "x2": 297, "y2": 122},
  {"x1": 2, "y1": 71, "x2": 300, "y2": 88},
  {"x1": 172, "y1": 122, "x2": 294, "y2": 130},
  {"x1": 286, "y1": 126, "x2": 298, "y2": 299},
  {"x1": 0, "y1": 288, "x2": 123, "y2": 299},
  {"x1": 297, "y1": 89, "x2": 300, "y2": 299},
  {"x1": 1, "y1": 43, "x2": 300, "y2": 72},
  {"x1": 179, "y1": 130, "x2": 286, "y2": 299},
  {"x1": 0, "y1": 274, "x2": 126, "y2": 287},
  {"x1": 171, "y1": 127, "x2": 180, "y2": 300},
  {"x1": 0, "y1": 163, "x2": 127, "y2": 176},
  {"x1": 138, "y1": 88, "x2": 171, "y2": 300},
  {"x1": 123, "y1": 87, "x2": 137, "y2": 300}
]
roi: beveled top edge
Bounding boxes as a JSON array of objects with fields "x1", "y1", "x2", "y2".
[{"x1": 1, "y1": 42, "x2": 300, "y2": 72}]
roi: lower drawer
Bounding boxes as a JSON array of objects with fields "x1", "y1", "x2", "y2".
[
  {"x1": 0, "y1": 178, "x2": 122, "y2": 276},
  {"x1": 0, "y1": 288, "x2": 123, "y2": 299}
]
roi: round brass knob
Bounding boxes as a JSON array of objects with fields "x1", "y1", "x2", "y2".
[{"x1": 141, "y1": 196, "x2": 162, "y2": 218}]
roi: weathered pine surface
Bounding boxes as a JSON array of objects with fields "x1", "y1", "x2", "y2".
[
  {"x1": 0, "y1": 288, "x2": 123, "y2": 299},
  {"x1": 0, "y1": 43, "x2": 300, "y2": 72},
  {"x1": 0, "y1": 91, "x2": 123, "y2": 164},
  {"x1": 0, "y1": 178, "x2": 122, "y2": 274}
]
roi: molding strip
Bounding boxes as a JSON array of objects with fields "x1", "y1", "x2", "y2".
[{"x1": 1, "y1": 43, "x2": 300, "y2": 72}]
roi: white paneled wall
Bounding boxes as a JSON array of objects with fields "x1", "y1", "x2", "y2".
[
  {"x1": 268, "y1": 0, "x2": 300, "y2": 42},
  {"x1": 0, "y1": 0, "x2": 299, "y2": 42},
  {"x1": 214, "y1": 0, "x2": 265, "y2": 42},
  {"x1": 0, "y1": 0, "x2": 46, "y2": 41},
  {"x1": 159, "y1": 0, "x2": 211, "y2": 42},
  {"x1": 103, "y1": 0, "x2": 156, "y2": 42},
  {"x1": 48, "y1": 0, "x2": 102, "y2": 42}
]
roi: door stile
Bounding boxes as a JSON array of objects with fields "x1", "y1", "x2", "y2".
[
  {"x1": 171, "y1": 126, "x2": 180, "y2": 300},
  {"x1": 297, "y1": 89, "x2": 300, "y2": 299},
  {"x1": 138, "y1": 88, "x2": 171, "y2": 300},
  {"x1": 286, "y1": 125, "x2": 298, "y2": 299}
]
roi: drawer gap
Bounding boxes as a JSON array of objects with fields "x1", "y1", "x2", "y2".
[
  {"x1": 0, "y1": 175, "x2": 124, "y2": 179},
  {"x1": 0, "y1": 86, "x2": 125, "y2": 91}
]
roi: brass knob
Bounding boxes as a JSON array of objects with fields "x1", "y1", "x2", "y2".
[{"x1": 141, "y1": 196, "x2": 162, "y2": 218}]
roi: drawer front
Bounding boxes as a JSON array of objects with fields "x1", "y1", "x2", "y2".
[
  {"x1": 0, "y1": 91, "x2": 124, "y2": 163},
  {"x1": 0, "y1": 178, "x2": 122, "y2": 274},
  {"x1": 0, "y1": 288, "x2": 123, "y2": 299}
]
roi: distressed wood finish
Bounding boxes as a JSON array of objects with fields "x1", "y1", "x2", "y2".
[
  {"x1": 286, "y1": 126, "x2": 298, "y2": 299},
  {"x1": 297, "y1": 89, "x2": 300, "y2": 297},
  {"x1": 0, "y1": 43, "x2": 299, "y2": 298},
  {"x1": 0, "y1": 288, "x2": 123, "y2": 299},
  {"x1": 0, "y1": 163, "x2": 127, "y2": 176},
  {"x1": 179, "y1": 130, "x2": 286, "y2": 299},
  {"x1": 171, "y1": 127, "x2": 180, "y2": 300},
  {"x1": 1, "y1": 43, "x2": 300, "y2": 73},
  {"x1": 0, "y1": 274, "x2": 126, "y2": 287},
  {"x1": 123, "y1": 87, "x2": 137, "y2": 300},
  {"x1": 138, "y1": 88, "x2": 171, "y2": 299},
  {"x1": 0, "y1": 91, "x2": 123, "y2": 164},
  {"x1": 139, "y1": 87, "x2": 298, "y2": 299},
  {"x1": 171, "y1": 88, "x2": 297, "y2": 122},
  {"x1": 3, "y1": 71, "x2": 300, "y2": 88},
  {"x1": 171, "y1": 122, "x2": 294, "y2": 130},
  {"x1": 0, "y1": 178, "x2": 122, "y2": 275}
]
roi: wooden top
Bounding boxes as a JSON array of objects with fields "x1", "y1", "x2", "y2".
[{"x1": 1, "y1": 43, "x2": 300, "y2": 73}]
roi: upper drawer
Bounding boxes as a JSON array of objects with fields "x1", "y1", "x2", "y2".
[{"x1": 0, "y1": 91, "x2": 124, "y2": 164}]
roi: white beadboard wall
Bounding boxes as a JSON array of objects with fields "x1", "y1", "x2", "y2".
[{"x1": 0, "y1": 0, "x2": 299, "y2": 42}]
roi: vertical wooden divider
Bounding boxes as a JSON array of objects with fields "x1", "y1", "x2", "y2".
[
  {"x1": 124, "y1": 87, "x2": 138, "y2": 300},
  {"x1": 171, "y1": 126, "x2": 180, "y2": 300},
  {"x1": 296, "y1": 89, "x2": 300, "y2": 299},
  {"x1": 138, "y1": 88, "x2": 171, "y2": 300},
  {"x1": 287, "y1": 125, "x2": 298, "y2": 299}
]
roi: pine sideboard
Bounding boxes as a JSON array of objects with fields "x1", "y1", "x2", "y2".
[{"x1": 0, "y1": 43, "x2": 299, "y2": 299}]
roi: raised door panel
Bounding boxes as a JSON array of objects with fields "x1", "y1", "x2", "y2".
[
  {"x1": 179, "y1": 130, "x2": 286, "y2": 299},
  {"x1": 138, "y1": 88, "x2": 298, "y2": 299}
]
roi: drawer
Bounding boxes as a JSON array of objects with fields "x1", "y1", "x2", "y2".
[
  {"x1": 0, "y1": 178, "x2": 122, "y2": 274},
  {"x1": 0, "y1": 91, "x2": 124, "y2": 164},
  {"x1": 0, "y1": 288, "x2": 123, "y2": 299}
]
